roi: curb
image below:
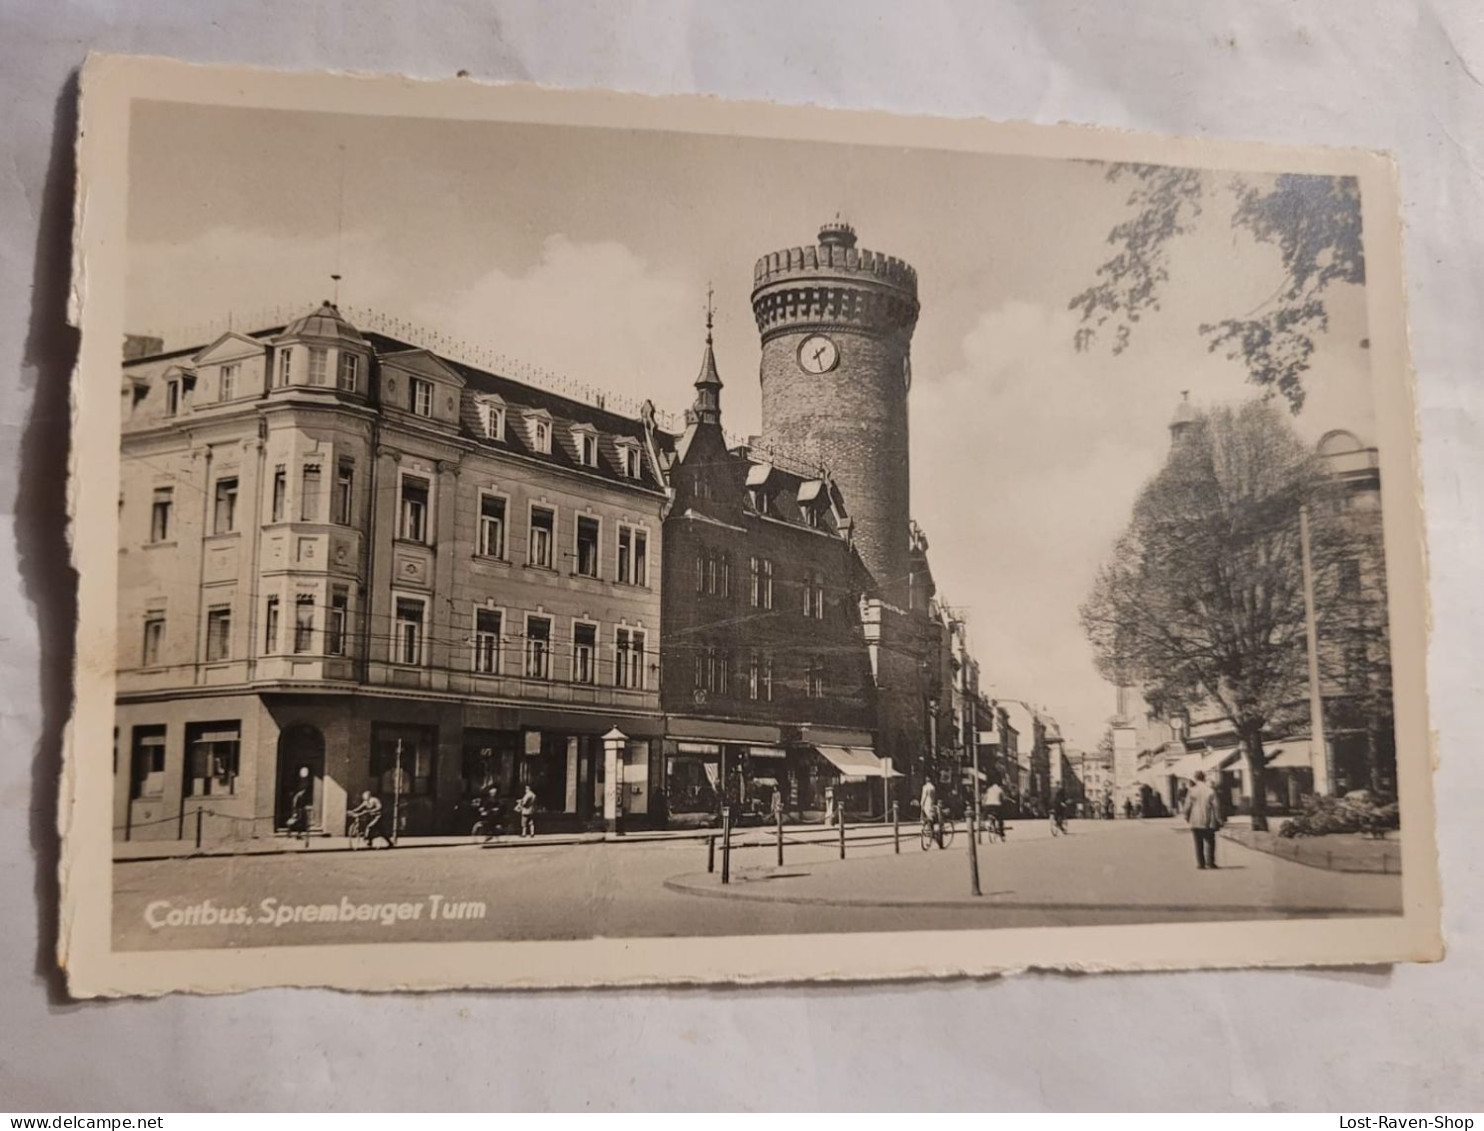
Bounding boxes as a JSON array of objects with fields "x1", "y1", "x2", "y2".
[
  {"x1": 112, "y1": 822, "x2": 909, "y2": 864},
  {"x1": 660, "y1": 871, "x2": 1396, "y2": 918}
]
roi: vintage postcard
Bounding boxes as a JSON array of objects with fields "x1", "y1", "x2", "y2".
[{"x1": 61, "y1": 54, "x2": 1440, "y2": 995}]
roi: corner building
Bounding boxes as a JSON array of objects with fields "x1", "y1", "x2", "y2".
[
  {"x1": 752, "y1": 223, "x2": 943, "y2": 801},
  {"x1": 115, "y1": 303, "x2": 666, "y2": 843}
]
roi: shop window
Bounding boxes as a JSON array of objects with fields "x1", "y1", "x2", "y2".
[
  {"x1": 130, "y1": 726, "x2": 166, "y2": 800},
  {"x1": 371, "y1": 725, "x2": 436, "y2": 798},
  {"x1": 573, "y1": 622, "x2": 597, "y2": 684},
  {"x1": 205, "y1": 606, "x2": 232, "y2": 662},
  {"x1": 185, "y1": 721, "x2": 240, "y2": 797},
  {"x1": 575, "y1": 516, "x2": 600, "y2": 577},
  {"x1": 213, "y1": 477, "x2": 238, "y2": 534}
]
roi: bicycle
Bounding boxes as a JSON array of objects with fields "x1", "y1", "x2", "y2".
[
  {"x1": 346, "y1": 811, "x2": 368, "y2": 850},
  {"x1": 1049, "y1": 811, "x2": 1068, "y2": 837},
  {"x1": 919, "y1": 814, "x2": 957, "y2": 850},
  {"x1": 982, "y1": 811, "x2": 1005, "y2": 844},
  {"x1": 470, "y1": 815, "x2": 506, "y2": 844}
]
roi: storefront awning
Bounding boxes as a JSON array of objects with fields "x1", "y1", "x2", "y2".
[
  {"x1": 814, "y1": 745, "x2": 897, "y2": 779},
  {"x1": 1264, "y1": 740, "x2": 1313, "y2": 770},
  {"x1": 666, "y1": 717, "x2": 782, "y2": 744}
]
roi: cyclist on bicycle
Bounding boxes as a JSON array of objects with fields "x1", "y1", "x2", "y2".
[
  {"x1": 472, "y1": 787, "x2": 505, "y2": 841},
  {"x1": 348, "y1": 790, "x2": 395, "y2": 849},
  {"x1": 921, "y1": 777, "x2": 943, "y2": 848},
  {"x1": 982, "y1": 780, "x2": 1005, "y2": 838},
  {"x1": 1052, "y1": 787, "x2": 1070, "y2": 834}
]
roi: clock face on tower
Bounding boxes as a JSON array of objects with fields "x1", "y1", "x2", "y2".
[{"x1": 797, "y1": 334, "x2": 840, "y2": 375}]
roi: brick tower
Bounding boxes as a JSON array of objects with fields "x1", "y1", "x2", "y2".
[
  {"x1": 751, "y1": 221, "x2": 920, "y2": 608},
  {"x1": 752, "y1": 222, "x2": 935, "y2": 798}
]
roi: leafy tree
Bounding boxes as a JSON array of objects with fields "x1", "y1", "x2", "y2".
[
  {"x1": 1070, "y1": 166, "x2": 1365, "y2": 413},
  {"x1": 1080, "y1": 400, "x2": 1347, "y2": 830}
]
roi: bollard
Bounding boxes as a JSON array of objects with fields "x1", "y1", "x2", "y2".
[
  {"x1": 195, "y1": 808, "x2": 204, "y2": 850},
  {"x1": 776, "y1": 806, "x2": 784, "y2": 867},
  {"x1": 721, "y1": 808, "x2": 732, "y2": 885},
  {"x1": 892, "y1": 801, "x2": 900, "y2": 854},
  {"x1": 839, "y1": 812, "x2": 846, "y2": 860},
  {"x1": 707, "y1": 834, "x2": 716, "y2": 874}
]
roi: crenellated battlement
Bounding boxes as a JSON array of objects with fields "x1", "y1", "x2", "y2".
[{"x1": 752, "y1": 242, "x2": 919, "y2": 295}]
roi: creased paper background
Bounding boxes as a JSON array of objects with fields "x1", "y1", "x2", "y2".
[{"x1": 3, "y1": 0, "x2": 1482, "y2": 1111}]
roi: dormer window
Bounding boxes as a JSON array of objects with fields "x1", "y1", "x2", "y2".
[
  {"x1": 751, "y1": 488, "x2": 772, "y2": 516},
  {"x1": 530, "y1": 415, "x2": 552, "y2": 455},
  {"x1": 409, "y1": 377, "x2": 434, "y2": 417},
  {"x1": 219, "y1": 364, "x2": 238, "y2": 402},
  {"x1": 276, "y1": 349, "x2": 292, "y2": 387},
  {"x1": 308, "y1": 347, "x2": 328, "y2": 386},
  {"x1": 476, "y1": 397, "x2": 506, "y2": 441},
  {"x1": 165, "y1": 379, "x2": 181, "y2": 416},
  {"x1": 805, "y1": 504, "x2": 823, "y2": 529},
  {"x1": 619, "y1": 443, "x2": 643, "y2": 479},
  {"x1": 337, "y1": 352, "x2": 360, "y2": 393},
  {"x1": 572, "y1": 427, "x2": 599, "y2": 468}
]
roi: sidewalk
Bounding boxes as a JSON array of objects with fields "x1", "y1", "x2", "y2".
[
  {"x1": 1218, "y1": 825, "x2": 1402, "y2": 874},
  {"x1": 111, "y1": 817, "x2": 917, "y2": 863},
  {"x1": 663, "y1": 819, "x2": 1403, "y2": 917}
]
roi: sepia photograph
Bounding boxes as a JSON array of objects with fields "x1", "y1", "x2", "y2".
[{"x1": 62, "y1": 56, "x2": 1438, "y2": 995}]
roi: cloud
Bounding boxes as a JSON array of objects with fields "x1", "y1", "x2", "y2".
[
  {"x1": 913, "y1": 300, "x2": 1179, "y2": 747},
  {"x1": 410, "y1": 235, "x2": 698, "y2": 411}
]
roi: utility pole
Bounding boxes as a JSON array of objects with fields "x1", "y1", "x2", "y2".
[{"x1": 1299, "y1": 505, "x2": 1333, "y2": 796}]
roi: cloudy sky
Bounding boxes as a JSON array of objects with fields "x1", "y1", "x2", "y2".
[{"x1": 125, "y1": 100, "x2": 1377, "y2": 749}]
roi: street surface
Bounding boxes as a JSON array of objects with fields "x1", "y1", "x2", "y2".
[{"x1": 113, "y1": 817, "x2": 1402, "y2": 951}]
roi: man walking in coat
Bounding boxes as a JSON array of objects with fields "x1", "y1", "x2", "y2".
[{"x1": 1182, "y1": 770, "x2": 1223, "y2": 869}]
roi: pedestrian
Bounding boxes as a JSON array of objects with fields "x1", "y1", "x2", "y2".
[
  {"x1": 288, "y1": 767, "x2": 312, "y2": 845},
  {"x1": 348, "y1": 789, "x2": 395, "y2": 849},
  {"x1": 516, "y1": 782, "x2": 538, "y2": 838},
  {"x1": 1181, "y1": 770, "x2": 1223, "y2": 869},
  {"x1": 823, "y1": 785, "x2": 836, "y2": 827}
]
